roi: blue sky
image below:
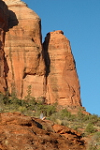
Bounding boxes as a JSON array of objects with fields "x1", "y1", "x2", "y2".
[{"x1": 23, "y1": 0, "x2": 100, "y2": 116}]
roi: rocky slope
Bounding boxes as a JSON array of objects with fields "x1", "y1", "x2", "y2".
[
  {"x1": 1, "y1": 0, "x2": 82, "y2": 107},
  {"x1": 0, "y1": 112, "x2": 86, "y2": 150}
]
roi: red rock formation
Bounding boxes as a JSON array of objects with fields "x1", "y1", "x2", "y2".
[
  {"x1": 53, "y1": 124, "x2": 83, "y2": 142},
  {"x1": 0, "y1": 0, "x2": 8, "y2": 93},
  {"x1": 43, "y1": 30, "x2": 81, "y2": 106},
  {"x1": 3, "y1": 0, "x2": 45, "y2": 98},
  {"x1": 0, "y1": 112, "x2": 86, "y2": 150},
  {"x1": 1, "y1": 0, "x2": 82, "y2": 107}
]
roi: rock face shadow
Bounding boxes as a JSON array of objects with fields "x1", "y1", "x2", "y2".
[
  {"x1": 43, "y1": 33, "x2": 50, "y2": 77},
  {"x1": 0, "y1": 6, "x2": 19, "y2": 92},
  {"x1": 4, "y1": 9, "x2": 19, "y2": 75},
  {"x1": 8, "y1": 10, "x2": 19, "y2": 29}
]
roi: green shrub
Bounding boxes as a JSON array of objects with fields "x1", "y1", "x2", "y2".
[
  {"x1": 56, "y1": 119, "x2": 62, "y2": 125},
  {"x1": 35, "y1": 104, "x2": 56, "y2": 117},
  {"x1": 89, "y1": 114, "x2": 99, "y2": 124},
  {"x1": 85, "y1": 123, "x2": 97, "y2": 134},
  {"x1": 77, "y1": 108, "x2": 90, "y2": 123},
  {"x1": 58, "y1": 108, "x2": 72, "y2": 120},
  {"x1": 87, "y1": 132, "x2": 100, "y2": 150},
  {"x1": 25, "y1": 85, "x2": 32, "y2": 102},
  {"x1": 18, "y1": 106, "x2": 27, "y2": 113},
  {"x1": 48, "y1": 113, "x2": 58, "y2": 122},
  {"x1": 61, "y1": 120, "x2": 69, "y2": 126},
  {"x1": 0, "y1": 92, "x2": 10, "y2": 105},
  {"x1": 87, "y1": 144, "x2": 97, "y2": 150},
  {"x1": 45, "y1": 105, "x2": 56, "y2": 116}
]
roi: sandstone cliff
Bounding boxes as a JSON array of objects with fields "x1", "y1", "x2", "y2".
[
  {"x1": 1, "y1": 0, "x2": 82, "y2": 107},
  {"x1": 3, "y1": 0, "x2": 45, "y2": 99},
  {"x1": 0, "y1": 0, "x2": 8, "y2": 93}
]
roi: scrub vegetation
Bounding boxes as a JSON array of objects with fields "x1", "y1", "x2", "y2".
[{"x1": 0, "y1": 91, "x2": 100, "y2": 149}]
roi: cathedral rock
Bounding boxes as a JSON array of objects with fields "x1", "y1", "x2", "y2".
[{"x1": 1, "y1": 0, "x2": 82, "y2": 107}]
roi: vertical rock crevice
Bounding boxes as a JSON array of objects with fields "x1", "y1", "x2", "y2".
[{"x1": 43, "y1": 33, "x2": 50, "y2": 77}]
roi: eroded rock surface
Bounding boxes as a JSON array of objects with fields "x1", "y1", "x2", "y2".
[
  {"x1": 43, "y1": 30, "x2": 81, "y2": 106},
  {"x1": 0, "y1": 0, "x2": 8, "y2": 93},
  {"x1": 3, "y1": 0, "x2": 45, "y2": 98},
  {"x1": 0, "y1": 112, "x2": 86, "y2": 150},
  {"x1": 0, "y1": 0, "x2": 82, "y2": 107}
]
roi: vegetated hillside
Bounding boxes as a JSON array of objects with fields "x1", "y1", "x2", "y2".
[{"x1": 0, "y1": 93, "x2": 100, "y2": 150}]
